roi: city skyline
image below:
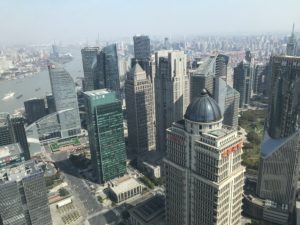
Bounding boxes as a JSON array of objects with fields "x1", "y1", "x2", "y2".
[
  {"x1": 1, "y1": 3, "x2": 300, "y2": 223},
  {"x1": 0, "y1": 0, "x2": 300, "y2": 44}
]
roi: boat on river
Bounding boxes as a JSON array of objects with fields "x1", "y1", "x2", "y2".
[{"x1": 2, "y1": 91, "x2": 15, "y2": 101}]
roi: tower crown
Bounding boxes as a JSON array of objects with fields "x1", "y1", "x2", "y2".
[{"x1": 184, "y1": 89, "x2": 222, "y2": 123}]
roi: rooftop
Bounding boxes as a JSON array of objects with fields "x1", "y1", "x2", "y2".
[
  {"x1": 208, "y1": 129, "x2": 228, "y2": 138},
  {"x1": 260, "y1": 130, "x2": 299, "y2": 158},
  {"x1": 0, "y1": 143, "x2": 23, "y2": 159},
  {"x1": 109, "y1": 177, "x2": 141, "y2": 195},
  {"x1": 0, "y1": 160, "x2": 43, "y2": 184},
  {"x1": 0, "y1": 112, "x2": 10, "y2": 127},
  {"x1": 83, "y1": 89, "x2": 112, "y2": 97},
  {"x1": 131, "y1": 195, "x2": 165, "y2": 223},
  {"x1": 194, "y1": 55, "x2": 216, "y2": 75}
]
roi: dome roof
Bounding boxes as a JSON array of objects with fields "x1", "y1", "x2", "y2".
[{"x1": 184, "y1": 89, "x2": 222, "y2": 123}]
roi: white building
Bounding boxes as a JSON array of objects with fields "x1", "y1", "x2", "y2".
[
  {"x1": 164, "y1": 89, "x2": 245, "y2": 225},
  {"x1": 108, "y1": 177, "x2": 142, "y2": 203}
]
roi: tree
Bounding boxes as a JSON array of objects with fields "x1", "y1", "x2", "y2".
[
  {"x1": 139, "y1": 176, "x2": 154, "y2": 189},
  {"x1": 59, "y1": 188, "x2": 69, "y2": 197},
  {"x1": 249, "y1": 220, "x2": 266, "y2": 225},
  {"x1": 247, "y1": 131, "x2": 261, "y2": 145}
]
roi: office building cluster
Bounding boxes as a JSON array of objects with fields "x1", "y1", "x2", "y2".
[{"x1": 1, "y1": 25, "x2": 300, "y2": 225}]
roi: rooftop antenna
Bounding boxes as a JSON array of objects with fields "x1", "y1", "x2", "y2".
[{"x1": 96, "y1": 33, "x2": 100, "y2": 46}]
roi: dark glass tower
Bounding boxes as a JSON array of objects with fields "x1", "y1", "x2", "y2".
[
  {"x1": 0, "y1": 113, "x2": 30, "y2": 160},
  {"x1": 0, "y1": 113, "x2": 15, "y2": 147},
  {"x1": 11, "y1": 116, "x2": 30, "y2": 160},
  {"x1": 84, "y1": 89, "x2": 126, "y2": 183},
  {"x1": 81, "y1": 47, "x2": 99, "y2": 91},
  {"x1": 24, "y1": 98, "x2": 46, "y2": 124},
  {"x1": 94, "y1": 44, "x2": 121, "y2": 97},
  {"x1": 257, "y1": 56, "x2": 300, "y2": 222},
  {"x1": 133, "y1": 35, "x2": 151, "y2": 60}
]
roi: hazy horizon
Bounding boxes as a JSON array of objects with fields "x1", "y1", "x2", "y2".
[{"x1": 1, "y1": 0, "x2": 300, "y2": 45}]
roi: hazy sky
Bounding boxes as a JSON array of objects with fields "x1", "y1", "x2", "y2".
[{"x1": 1, "y1": 0, "x2": 300, "y2": 44}]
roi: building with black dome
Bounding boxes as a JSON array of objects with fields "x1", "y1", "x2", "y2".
[{"x1": 164, "y1": 89, "x2": 245, "y2": 225}]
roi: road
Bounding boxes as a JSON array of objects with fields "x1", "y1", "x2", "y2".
[{"x1": 51, "y1": 152, "x2": 102, "y2": 215}]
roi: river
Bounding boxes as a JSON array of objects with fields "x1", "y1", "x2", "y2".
[{"x1": 0, "y1": 47, "x2": 83, "y2": 114}]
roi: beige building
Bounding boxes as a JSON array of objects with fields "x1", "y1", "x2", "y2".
[
  {"x1": 108, "y1": 177, "x2": 142, "y2": 203},
  {"x1": 154, "y1": 50, "x2": 189, "y2": 152},
  {"x1": 164, "y1": 89, "x2": 245, "y2": 225},
  {"x1": 125, "y1": 63, "x2": 155, "y2": 154}
]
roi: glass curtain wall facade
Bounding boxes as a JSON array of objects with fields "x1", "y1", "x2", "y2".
[{"x1": 84, "y1": 89, "x2": 126, "y2": 183}]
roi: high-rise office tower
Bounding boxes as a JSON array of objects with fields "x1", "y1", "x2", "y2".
[
  {"x1": 0, "y1": 112, "x2": 15, "y2": 146},
  {"x1": 286, "y1": 24, "x2": 297, "y2": 56},
  {"x1": 233, "y1": 50, "x2": 254, "y2": 107},
  {"x1": 0, "y1": 113, "x2": 30, "y2": 160},
  {"x1": 11, "y1": 116, "x2": 30, "y2": 160},
  {"x1": 125, "y1": 64, "x2": 155, "y2": 154},
  {"x1": 0, "y1": 160, "x2": 52, "y2": 225},
  {"x1": 164, "y1": 37, "x2": 171, "y2": 50},
  {"x1": 130, "y1": 58, "x2": 154, "y2": 82},
  {"x1": 133, "y1": 35, "x2": 151, "y2": 60},
  {"x1": 93, "y1": 44, "x2": 121, "y2": 97},
  {"x1": 154, "y1": 50, "x2": 189, "y2": 152},
  {"x1": 84, "y1": 89, "x2": 126, "y2": 183},
  {"x1": 252, "y1": 64, "x2": 265, "y2": 95},
  {"x1": 257, "y1": 56, "x2": 300, "y2": 223},
  {"x1": 81, "y1": 47, "x2": 99, "y2": 91},
  {"x1": 216, "y1": 54, "x2": 229, "y2": 80},
  {"x1": 24, "y1": 98, "x2": 46, "y2": 124},
  {"x1": 48, "y1": 63, "x2": 81, "y2": 138},
  {"x1": 190, "y1": 55, "x2": 216, "y2": 100},
  {"x1": 46, "y1": 94, "x2": 56, "y2": 114},
  {"x1": 164, "y1": 89, "x2": 245, "y2": 225},
  {"x1": 214, "y1": 77, "x2": 240, "y2": 128}
]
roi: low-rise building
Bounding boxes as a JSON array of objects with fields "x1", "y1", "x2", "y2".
[
  {"x1": 142, "y1": 162, "x2": 161, "y2": 178},
  {"x1": 108, "y1": 176, "x2": 142, "y2": 203},
  {"x1": 129, "y1": 195, "x2": 165, "y2": 225},
  {"x1": 0, "y1": 143, "x2": 24, "y2": 168}
]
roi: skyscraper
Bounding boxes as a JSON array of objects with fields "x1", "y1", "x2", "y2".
[
  {"x1": 256, "y1": 55, "x2": 300, "y2": 224},
  {"x1": 0, "y1": 160, "x2": 52, "y2": 225},
  {"x1": 84, "y1": 89, "x2": 126, "y2": 183},
  {"x1": 154, "y1": 50, "x2": 189, "y2": 152},
  {"x1": 253, "y1": 64, "x2": 267, "y2": 95},
  {"x1": 164, "y1": 89, "x2": 245, "y2": 225},
  {"x1": 133, "y1": 35, "x2": 151, "y2": 60},
  {"x1": 214, "y1": 77, "x2": 240, "y2": 128},
  {"x1": 0, "y1": 112, "x2": 15, "y2": 146},
  {"x1": 233, "y1": 50, "x2": 254, "y2": 107},
  {"x1": 11, "y1": 116, "x2": 30, "y2": 160},
  {"x1": 81, "y1": 47, "x2": 99, "y2": 91},
  {"x1": 48, "y1": 63, "x2": 81, "y2": 138},
  {"x1": 94, "y1": 44, "x2": 121, "y2": 97},
  {"x1": 24, "y1": 98, "x2": 46, "y2": 124},
  {"x1": 286, "y1": 24, "x2": 297, "y2": 56},
  {"x1": 0, "y1": 113, "x2": 30, "y2": 160},
  {"x1": 216, "y1": 54, "x2": 229, "y2": 80},
  {"x1": 125, "y1": 63, "x2": 155, "y2": 154},
  {"x1": 190, "y1": 55, "x2": 216, "y2": 100}
]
